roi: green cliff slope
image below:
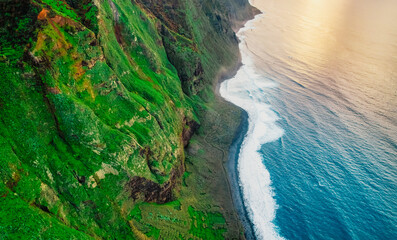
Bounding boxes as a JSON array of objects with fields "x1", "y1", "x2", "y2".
[{"x1": 0, "y1": 0, "x2": 257, "y2": 239}]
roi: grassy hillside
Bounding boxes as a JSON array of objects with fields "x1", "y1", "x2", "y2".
[{"x1": 0, "y1": 0, "x2": 257, "y2": 238}]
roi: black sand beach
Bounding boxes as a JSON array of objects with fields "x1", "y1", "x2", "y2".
[{"x1": 226, "y1": 110, "x2": 256, "y2": 240}]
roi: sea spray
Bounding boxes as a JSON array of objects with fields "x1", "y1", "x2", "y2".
[{"x1": 220, "y1": 15, "x2": 285, "y2": 240}]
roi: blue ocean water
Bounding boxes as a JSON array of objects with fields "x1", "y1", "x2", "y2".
[
  {"x1": 260, "y1": 74, "x2": 397, "y2": 239},
  {"x1": 221, "y1": 0, "x2": 397, "y2": 239}
]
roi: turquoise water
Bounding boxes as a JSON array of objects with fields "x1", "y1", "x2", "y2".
[{"x1": 221, "y1": 0, "x2": 397, "y2": 239}]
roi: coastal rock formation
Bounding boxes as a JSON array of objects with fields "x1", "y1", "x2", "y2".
[{"x1": 0, "y1": 0, "x2": 257, "y2": 238}]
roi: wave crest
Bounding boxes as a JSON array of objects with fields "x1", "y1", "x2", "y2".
[{"x1": 220, "y1": 15, "x2": 285, "y2": 240}]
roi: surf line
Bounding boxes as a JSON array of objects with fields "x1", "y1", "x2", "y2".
[{"x1": 220, "y1": 14, "x2": 285, "y2": 240}]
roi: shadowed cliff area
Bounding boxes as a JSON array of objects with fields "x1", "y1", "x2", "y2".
[{"x1": 0, "y1": 0, "x2": 257, "y2": 238}]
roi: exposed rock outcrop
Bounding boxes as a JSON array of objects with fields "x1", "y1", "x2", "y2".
[{"x1": 126, "y1": 162, "x2": 184, "y2": 203}]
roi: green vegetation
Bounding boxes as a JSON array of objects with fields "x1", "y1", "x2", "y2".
[
  {"x1": 41, "y1": 0, "x2": 80, "y2": 21},
  {"x1": 188, "y1": 206, "x2": 226, "y2": 239},
  {"x1": 0, "y1": 0, "x2": 256, "y2": 239}
]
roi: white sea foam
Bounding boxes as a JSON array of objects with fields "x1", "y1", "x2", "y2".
[{"x1": 220, "y1": 14, "x2": 285, "y2": 240}]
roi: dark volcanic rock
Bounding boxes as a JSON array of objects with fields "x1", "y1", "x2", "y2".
[
  {"x1": 182, "y1": 118, "x2": 200, "y2": 147},
  {"x1": 126, "y1": 163, "x2": 185, "y2": 203}
]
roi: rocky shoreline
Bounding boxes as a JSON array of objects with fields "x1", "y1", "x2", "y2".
[{"x1": 225, "y1": 110, "x2": 255, "y2": 239}]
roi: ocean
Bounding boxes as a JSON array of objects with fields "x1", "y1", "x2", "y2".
[{"x1": 220, "y1": 0, "x2": 397, "y2": 239}]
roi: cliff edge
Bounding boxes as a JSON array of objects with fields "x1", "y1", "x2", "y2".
[{"x1": 0, "y1": 0, "x2": 257, "y2": 238}]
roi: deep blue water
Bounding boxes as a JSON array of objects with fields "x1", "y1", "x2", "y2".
[{"x1": 260, "y1": 77, "x2": 397, "y2": 239}]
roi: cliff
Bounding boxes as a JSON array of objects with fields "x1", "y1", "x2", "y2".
[{"x1": 0, "y1": 0, "x2": 257, "y2": 239}]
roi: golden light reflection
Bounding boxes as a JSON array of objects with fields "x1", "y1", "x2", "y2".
[
  {"x1": 247, "y1": 0, "x2": 397, "y2": 123},
  {"x1": 289, "y1": 0, "x2": 348, "y2": 69}
]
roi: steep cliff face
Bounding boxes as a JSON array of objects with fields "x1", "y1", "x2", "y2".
[
  {"x1": 0, "y1": 0, "x2": 256, "y2": 238},
  {"x1": 136, "y1": 0, "x2": 241, "y2": 95}
]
